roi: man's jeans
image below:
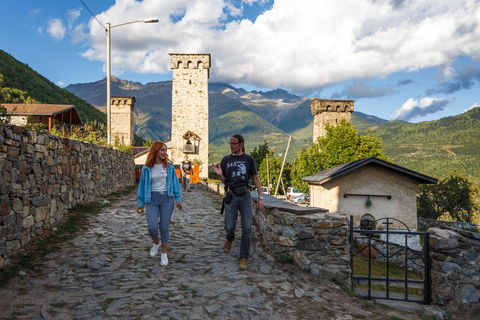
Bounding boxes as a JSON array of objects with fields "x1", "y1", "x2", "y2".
[
  {"x1": 224, "y1": 192, "x2": 253, "y2": 259},
  {"x1": 183, "y1": 175, "x2": 190, "y2": 190},
  {"x1": 146, "y1": 191, "x2": 174, "y2": 243}
]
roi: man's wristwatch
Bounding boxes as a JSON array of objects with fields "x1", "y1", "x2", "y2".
[{"x1": 258, "y1": 196, "x2": 264, "y2": 200}]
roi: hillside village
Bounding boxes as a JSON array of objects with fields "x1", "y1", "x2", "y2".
[{"x1": 1, "y1": 45, "x2": 480, "y2": 319}]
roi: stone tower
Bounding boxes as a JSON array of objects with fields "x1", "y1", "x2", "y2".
[
  {"x1": 310, "y1": 98, "x2": 354, "y2": 141},
  {"x1": 111, "y1": 96, "x2": 135, "y2": 145},
  {"x1": 170, "y1": 53, "x2": 211, "y2": 178}
]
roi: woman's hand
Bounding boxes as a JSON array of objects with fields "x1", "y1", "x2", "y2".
[
  {"x1": 137, "y1": 206, "x2": 144, "y2": 214},
  {"x1": 176, "y1": 202, "x2": 183, "y2": 210}
]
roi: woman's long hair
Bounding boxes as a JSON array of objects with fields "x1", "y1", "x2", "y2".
[
  {"x1": 146, "y1": 141, "x2": 169, "y2": 168},
  {"x1": 232, "y1": 134, "x2": 245, "y2": 153}
]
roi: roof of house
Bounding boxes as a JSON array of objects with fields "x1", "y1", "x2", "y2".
[
  {"x1": 132, "y1": 140, "x2": 172, "y2": 157},
  {"x1": 302, "y1": 156, "x2": 438, "y2": 185},
  {"x1": 2, "y1": 103, "x2": 82, "y2": 125}
]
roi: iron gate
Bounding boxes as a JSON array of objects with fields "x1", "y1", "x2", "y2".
[{"x1": 349, "y1": 216, "x2": 430, "y2": 304}]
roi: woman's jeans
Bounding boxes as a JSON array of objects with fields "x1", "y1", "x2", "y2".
[
  {"x1": 146, "y1": 191, "x2": 174, "y2": 243},
  {"x1": 224, "y1": 192, "x2": 253, "y2": 259}
]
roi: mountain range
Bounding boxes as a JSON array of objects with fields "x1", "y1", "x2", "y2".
[
  {"x1": 65, "y1": 77, "x2": 387, "y2": 161},
  {"x1": 1, "y1": 48, "x2": 478, "y2": 184}
]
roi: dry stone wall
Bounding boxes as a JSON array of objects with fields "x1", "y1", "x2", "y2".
[
  {"x1": 0, "y1": 122, "x2": 135, "y2": 267},
  {"x1": 418, "y1": 218, "x2": 480, "y2": 231},
  {"x1": 197, "y1": 182, "x2": 351, "y2": 285},
  {"x1": 252, "y1": 194, "x2": 351, "y2": 286},
  {"x1": 429, "y1": 226, "x2": 480, "y2": 319}
]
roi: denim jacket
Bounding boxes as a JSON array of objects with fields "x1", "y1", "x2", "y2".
[{"x1": 137, "y1": 162, "x2": 182, "y2": 207}]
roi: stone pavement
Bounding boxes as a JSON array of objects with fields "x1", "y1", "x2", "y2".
[{"x1": 0, "y1": 188, "x2": 426, "y2": 320}]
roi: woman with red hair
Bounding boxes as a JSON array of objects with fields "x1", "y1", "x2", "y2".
[{"x1": 137, "y1": 141, "x2": 182, "y2": 266}]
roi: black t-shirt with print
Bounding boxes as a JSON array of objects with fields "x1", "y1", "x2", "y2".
[
  {"x1": 220, "y1": 153, "x2": 258, "y2": 187},
  {"x1": 182, "y1": 160, "x2": 192, "y2": 173}
]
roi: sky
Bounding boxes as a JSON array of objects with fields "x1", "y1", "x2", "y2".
[{"x1": 1, "y1": 0, "x2": 480, "y2": 123}]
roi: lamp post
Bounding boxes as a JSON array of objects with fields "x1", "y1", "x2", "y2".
[{"x1": 106, "y1": 17, "x2": 158, "y2": 145}]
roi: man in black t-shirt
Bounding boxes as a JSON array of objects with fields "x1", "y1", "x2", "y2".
[
  {"x1": 212, "y1": 134, "x2": 264, "y2": 271},
  {"x1": 181, "y1": 155, "x2": 192, "y2": 192}
]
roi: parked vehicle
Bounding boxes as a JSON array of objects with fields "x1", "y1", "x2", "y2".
[
  {"x1": 261, "y1": 186, "x2": 269, "y2": 194},
  {"x1": 286, "y1": 187, "x2": 303, "y2": 200},
  {"x1": 292, "y1": 194, "x2": 309, "y2": 204}
]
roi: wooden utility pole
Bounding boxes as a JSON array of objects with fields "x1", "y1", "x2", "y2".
[
  {"x1": 280, "y1": 178, "x2": 287, "y2": 200},
  {"x1": 266, "y1": 153, "x2": 270, "y2": 194},
  {"x1": 274, "y1": 136, "x2": 292, "y2": 196}
]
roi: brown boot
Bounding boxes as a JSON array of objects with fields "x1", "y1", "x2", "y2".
[
  {"x1": 223, "y1": 240, "x2": 232, "y2": 253},
  {"x1": 239, "y1": 258, "x2": 248, "y2": 270}
]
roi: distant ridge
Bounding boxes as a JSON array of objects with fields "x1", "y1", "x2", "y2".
[{"x1": 2, "y1": 47, "x2": 478, "y2": 183}]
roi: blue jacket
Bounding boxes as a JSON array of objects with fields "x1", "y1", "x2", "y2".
[{"x1": 137, "y1": 162, "x2": 182, "y2": 207}]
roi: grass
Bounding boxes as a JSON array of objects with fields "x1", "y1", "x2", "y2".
[
  {"x1": 0, "y1": 185, "x2": 137, "y2": 287},
  {"x1": 352, "y1": 248, "x2": 424, "y2": 296}
]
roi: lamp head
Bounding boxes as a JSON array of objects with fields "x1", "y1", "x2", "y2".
[{"x1": 144, "y1": 18, "x2": 159, "y2": 23}]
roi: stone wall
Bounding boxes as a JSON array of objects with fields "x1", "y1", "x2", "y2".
[
  {"x1": 0, "y1": 122, "x2": 135, "y2": 267},
  {"x1": 196, "y1": 181, "x2": 225, "y2": 196},
  {"x1": 429, "y1": 227, "x2": 480, "y2": 318},
  {"x1": 197, "y1": 182, "x2": 351, "y2": 285},
  {"x1": 418, "y1": 218, "x2": 480, "y2": 231},
  {"x1": 252, "y1": 193, "x2": 351, "y2": 286},
  {"x1": 310, "y1": 98, "x2": 354, "y2": 140},
  {"x1": 111, "y1": 96, "x2": 135, "y2": 145},
  {"x1": 170, "y1": 53, "x2": 210, "y2": 179}
]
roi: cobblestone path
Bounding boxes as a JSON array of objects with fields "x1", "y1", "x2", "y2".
[{"x1": 0, "y1": 188, "x2": 423, "y2": 319}]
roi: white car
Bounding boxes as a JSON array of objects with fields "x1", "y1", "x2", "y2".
[
  {"x1": 292, "y1": 194, "x2": 309, "y2": 204},
  {"x1": 286, "y1": 187, "x2": 303, "y2": 201},
  {"x1": 261, "y1": 186, "x2": 269, "y2": 194}
]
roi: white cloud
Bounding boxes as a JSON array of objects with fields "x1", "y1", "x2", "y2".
[
  {"x1": 392, "y1": 97, "x2": 450, "y2": 121},
  {"x1": 78, "y1": 0, "x2": 480, "y2": 92},
  {"x1": 67, "y1": 8, "x2": 82, "y2": 27},
  {"x1": 464, "y1": 102, "x2": 479, "y2": 113},
  {"x1": 47, "y1": 18, "x2": 66, "y2": 41},
  {"x1": 56, "y1": 81, "x2": 65, "y2": 87}
]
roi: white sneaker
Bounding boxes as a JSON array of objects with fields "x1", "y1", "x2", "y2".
[
  {"x1": 161, "y1": 253, "x2": 168, "y2": 266},
  {"x1": 150, "y1": 243, "x2": 160, "y2": 258}
]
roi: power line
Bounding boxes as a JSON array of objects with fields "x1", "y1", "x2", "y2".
[{"x1": 79, "y1": 0, "x2": 105, "y2": 30}]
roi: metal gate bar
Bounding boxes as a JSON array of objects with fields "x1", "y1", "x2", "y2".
[{"x1": 349, "y1": 216, "x2": 431, "y2": 304}]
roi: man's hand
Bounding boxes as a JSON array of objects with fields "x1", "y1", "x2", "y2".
[
  {"x1": 211, "y1": 163, "x2": 223, "y2": 177},
  {"x1": 257, "y1": 198, "x2": 264, "y2": 211}
]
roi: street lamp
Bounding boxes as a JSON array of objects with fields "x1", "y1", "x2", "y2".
[{"x1": 106, "y1": 17, "x2": 158, "y2": 145}]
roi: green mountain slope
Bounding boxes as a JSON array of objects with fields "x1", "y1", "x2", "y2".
[
  {"x1": 0, "y1": 49, "x2": 105, "y2": 124},
  {"x1": 357, "y1": 107, "x2": 480, "y2": 183},
  {"x1": 209, "y1": 110, "x2": 290, "y2": 163}
]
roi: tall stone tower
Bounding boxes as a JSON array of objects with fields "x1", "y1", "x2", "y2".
[
  {"x1": 111, "y1": 96, "x2": 135, "y2": 145},
  {"x1": 310, "y1": 98, "x2": 354, "y2": 141},
  {"x1": 170, "y1": 53, "x2": 211, "y2": 178}
]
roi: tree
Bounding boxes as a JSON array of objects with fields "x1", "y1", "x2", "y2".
[
  {"x1": 291, "y1": 120, "x2": 391, "y2": 193},
  {"x1": 250, "y1": 140, "x2": 269, "y2": 169},
  {"x1": 417, "y1": 172, "x2": 480, "y2": 223},
  {"x1": 257, "y1": 150, "x2": 292, "y2": 195}
]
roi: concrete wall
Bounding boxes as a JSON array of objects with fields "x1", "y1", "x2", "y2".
[
  {"x1": 429, "y1": 227, "x2": 480, "y2": 319},
  {"x1": 309, "y1": 165, "x2": 419, "y2": 230},
  {"x1": 170, "y1": 54, "x2": 210, "y2": 179},
  {"x1": 0, "y1": 122, "x2": 135, "y2": 267}
]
